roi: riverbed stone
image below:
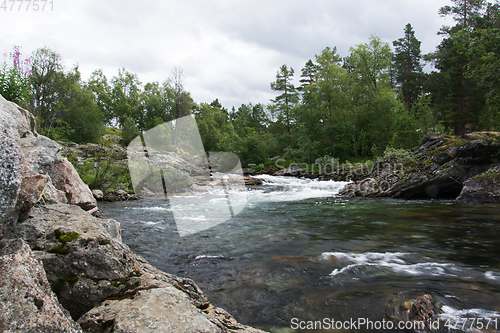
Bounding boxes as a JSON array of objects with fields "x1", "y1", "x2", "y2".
[
  {"x1": 244, "y1": 176, "x2": 264, "y2": 186},
  {"x1": 408, "y1": 294, "x2": 442, "y2": 330},
  {"x1": 92, "y1": 189, "x2": 104, "y2": 200},
  {"x1": 0, "y1": 238, "x2": 83, "y2": 333}
]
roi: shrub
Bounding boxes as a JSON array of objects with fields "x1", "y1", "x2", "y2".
[
  {"x1": 383, "y1": 147, "x2": 415, "y2": 164},
  {"x1": 66, "y1": 146, "x2": 133, "y2": 194},
  {"x1": 314, "y1": 155, "x2": 340, "y2": 167}
]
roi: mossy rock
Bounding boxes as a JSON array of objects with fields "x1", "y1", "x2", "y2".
[
  {"x1": 54, "y1": 229, "x2": 81, "y2": 243},
  {"x1": 99, "y1": 239, "x2": 111, "y2": 245},
  {"x1": 475, "y1": 168, "x2": 500, "y2": 182},
  {"x1": 47, "y1": 245, "x2": 69, "y2": 255}
]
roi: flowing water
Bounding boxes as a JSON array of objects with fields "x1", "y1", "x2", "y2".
[{"x1": 99, "y1": 176, "x2": 500, "y2": 332}]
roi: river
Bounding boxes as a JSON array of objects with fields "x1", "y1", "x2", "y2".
[{"x1": 99, "y1": 176, "x2": 500, "y2": 332}]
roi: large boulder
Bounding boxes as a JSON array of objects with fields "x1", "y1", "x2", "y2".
[
  {"x1": 0, "y1": 135, "x2": 25, "y2": 237},
  {"x1": 0, "y1": 94, "x2": 36, "y2": 141},
  {"x1": 20, "y1": 136, "x2": 99, "y2": 215},
  {"x1": 20, "y1": 135, "x2": 63, "y2": 175},
  {"x1": 339, "y1": 133, "x2": 500, "y2": 200},
  {"x1": 456, "y1": 166, "x2": 500, "y2": 203},
  {"x1": 79, "y1": 287, "x2": 223, "y2": 333},
  {"x1": 0, "y1": 94, "x2": 35, "y2": 238},
  {"x1": 7, "y1": 204, "x2": 146, "y2": 319},
  {"x1": 0, "y1": 94, "x2": 98, "y2": 217},
  {"x1": 6, "y1": 204, "x2": 265, "y2": 332},
  {"x1": 0, "y1": 238, "x2": 83, "y2": 332},
  {"x1": 49, "y1": 158, "x2": 98, "y2": 214},
  {"x1": 79, "y1": 289, "x2": 264, "y2": 333}
]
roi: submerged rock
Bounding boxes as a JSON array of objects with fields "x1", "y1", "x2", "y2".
[
  {"x1": 386, "y1": 293, "x2": 442, "y2": 332},
  {"x1": 245, "y1": 176, "x2": 264, "y2": 185},
  {"x1": 408, "y1": 294, "x2": 441, "y2": 324}
]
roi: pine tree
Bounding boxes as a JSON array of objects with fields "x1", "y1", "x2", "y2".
[
  {"x1": 392, "y1": 23, "x2": 425, "y2": 113},
  {"x1": 429, "y1": 0, "x2": 488, "y2": 135},
  {"x1": 439, "y1": 0, "x2": 487, "y2": 32},
  {"x1": 298, "y1": 59, "x2": 318, "y2": 92},
  {"x1": 270, "y1": 64, "x2": 298, "y2": 135}
]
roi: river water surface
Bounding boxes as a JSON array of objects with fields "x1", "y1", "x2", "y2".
[{"x1": 99, "y1": 176, "x2": 500, "y2": 332}]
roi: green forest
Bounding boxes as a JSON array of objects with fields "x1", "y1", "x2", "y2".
[{"x1": 1, "y1": 0, "x2": 500, "y2": 168}]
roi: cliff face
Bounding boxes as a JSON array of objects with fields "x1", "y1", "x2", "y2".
[
  {"x1": 0, "y1": 94, "x2": 264, "y2": 333},
  {"x1": 339, "y1": 132, "x2": 500, "y2": 202}
]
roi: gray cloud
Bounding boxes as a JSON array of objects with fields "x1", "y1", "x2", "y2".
[{"x1": 1, "y1": 0, "x2": 455, "y2": 109}]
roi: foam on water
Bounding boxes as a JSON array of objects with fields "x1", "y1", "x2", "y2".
[
  {"x1": 439, "y1": 305, "x2": 500, "y2": 332},
  {"x1": 131, "y1": 206, "x2": 170, "y2": 211},
  {"x1": 249, "y1": 175, "x2": 349, "y2": 203},
  {"x1": 440, "y1": 305, "x2": 500, "y2": 318},
  {"x1": 485, "y1": 271, "x2": 500, "y2": 281},
  {"x1": 322, "y1": 252, "x2": 458, "y2": 278},
  {"x1": 194, "y1": 255, "x2": 225, "y2": 260},
  {"x1": 130, "y1": 175, "x2": 349, "y2": 217}
]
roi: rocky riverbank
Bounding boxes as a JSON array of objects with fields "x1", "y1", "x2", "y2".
[
  {"x1": 257, "y1": 132, "x2": 500, "y2": 203},
  {"x1": 58, "y1": 141, "x2": 265, "y2": 201},
  {"x1": 0, "y1": 94, "x2": 264, "y2": 333},
  {"x1": 337, "y1": 132, "x2": 500, "y2": 202}
]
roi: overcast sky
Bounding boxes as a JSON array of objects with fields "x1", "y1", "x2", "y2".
[{"x1": 1, "y1": 0, "x2": 455, "y2": 109}]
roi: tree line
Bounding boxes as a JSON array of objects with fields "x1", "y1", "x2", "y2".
[{"x1": 1, "y1": 0, "x2": 499, "y2": 167}]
